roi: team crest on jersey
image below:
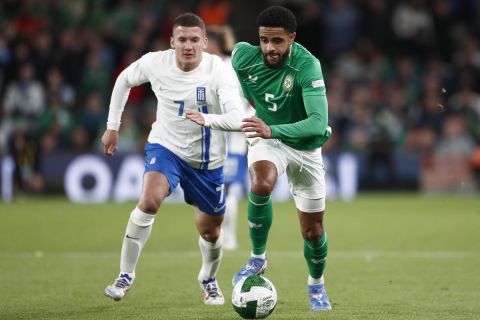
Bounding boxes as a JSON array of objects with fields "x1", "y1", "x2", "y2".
[
  {"x1": 282, "y1": 74, "x2": 294, "y2": 92},
  {"x1": 196, "y1": 87, "x2": 206, "y2": 103}
]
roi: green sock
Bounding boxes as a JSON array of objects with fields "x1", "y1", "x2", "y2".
[
  {"x1": 247, "y1": 192, "x2": 273, "y2": 255},
  {"x1": 304, "y1": 232, "x2": 328, "y2": 279}
]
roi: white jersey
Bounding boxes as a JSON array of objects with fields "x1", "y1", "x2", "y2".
[{"x1": 107, "y1": 50, "x2": 243, "y2": 170}]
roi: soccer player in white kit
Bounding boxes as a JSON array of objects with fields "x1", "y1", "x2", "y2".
[{"x1": 102, "y1": 13, "x2": 244, "y2": 305}]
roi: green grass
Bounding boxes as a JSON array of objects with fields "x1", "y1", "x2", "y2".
[{"x1": 1, "y1": 194, "x2": 479, "y2": 319}]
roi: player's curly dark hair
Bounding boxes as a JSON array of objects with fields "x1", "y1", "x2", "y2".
[
  {"x1": 256, "y1": 6, "x2": 297, "y2": 34},
  {"x1": 173, "y1": 13, "x2": 206, "y2": 34}
]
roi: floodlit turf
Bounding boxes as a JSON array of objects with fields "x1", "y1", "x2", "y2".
[{"x1": 1, "y1": 194, "x2": 479, "y2": 319}]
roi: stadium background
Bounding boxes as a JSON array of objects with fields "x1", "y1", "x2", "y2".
[
  {"x1": 1, "y1": 1, "x2": 480, "y2": 319},
  {"x1": 1, "y1": 0, "x2": 479, "y2": 200}
]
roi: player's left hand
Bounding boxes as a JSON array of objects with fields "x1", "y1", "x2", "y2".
[
  {"x1": 185, "y1": 111, "x2": 205, "y2": 126},
  {"x1": 241, "y1": 116, "x2": 272, "y2": 138}
]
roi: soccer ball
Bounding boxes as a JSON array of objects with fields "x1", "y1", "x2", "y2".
[{"x1": 232, "y1": 275, "x2": 277, "y2": 319}]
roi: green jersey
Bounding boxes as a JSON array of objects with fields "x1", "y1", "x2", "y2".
[{"x1": 232, "y1": 42, "x2": 331, "y2": 150}]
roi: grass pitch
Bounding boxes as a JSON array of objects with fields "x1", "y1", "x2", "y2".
[{"x1": 1, "y1": 194, "x2": 479, "y2": 319}]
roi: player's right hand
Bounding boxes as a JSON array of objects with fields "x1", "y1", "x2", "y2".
[
  {"x1": 101, "y1": 129, "x2": 118, "y2": 156},
  {"x1": 185, "y1": 110, "x2": 205, "y2": 126},
  {"x1": 241, "y1": 116, "x2": 272, "y2": 139}
]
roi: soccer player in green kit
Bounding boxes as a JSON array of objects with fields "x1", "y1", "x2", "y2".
[
  {"x1": 186, "y1": 5, "x2": 332, "y2": 310},
  {"x1": 231, "y1": 6, "x2": 332, "y2": 310}
]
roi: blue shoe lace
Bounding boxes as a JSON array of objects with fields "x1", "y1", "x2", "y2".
[
  {"x1": 232, "y1": 257, "x2": 267, "y2": 286},
  {"x1": 201, "y1": 278, "x2": 220, "y2": 298},
  {"x1": 308, "y1": 283, "x2": 332, "y2": 310},
  {"x1": 115, "y1": 274, "x2": 132, "y2": 288}
]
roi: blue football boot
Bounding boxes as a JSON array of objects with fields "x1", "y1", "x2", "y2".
[
  {"x1": 232, "y1": 257, "x2": 267, "y2": 286},
  {"x1": 308, "y1": 282, "x2": 332, "y2": 310}
]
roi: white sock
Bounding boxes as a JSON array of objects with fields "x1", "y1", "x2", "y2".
[
  {"x1": 252, "y1": 252, "x2": 266, "y2": 260},
  {"x1": 308, "y1": 275, "x2": 324, "y2": 285},
  {"x1": 198, "y1": 230, "x2": 223, "y2": 282},
  {"x1": 119, "y1": 207, "x2": 155, "y2": 277}
]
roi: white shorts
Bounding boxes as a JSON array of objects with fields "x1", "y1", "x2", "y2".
[{"x1": 247, "y1": 138, "x2": 326, "y2": 213}]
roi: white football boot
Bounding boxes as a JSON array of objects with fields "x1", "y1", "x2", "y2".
[
  {"x1": 104, "y1": 273, "x2": 134, "y2": 301},
  {"x1": 199, "y1": 278, "x2": 224, "y2": 305}
]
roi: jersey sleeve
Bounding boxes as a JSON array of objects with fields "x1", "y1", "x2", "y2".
[
  {"x1": 106, "y1": 53, "x2": 153, "y2": 130},
  {"x1": 231, "y1": 42, "x2": 255, "y2": 102},
  {"x1": 216, "y1": 58, "x2": 242, "y2": 109},
  {"x1": 270, "y1": 94, "x2": 330, "y2": 139},
  {"x1": 202, "y1": 57, "x2": 244, "y2": 131},
  {"x1": 270, "y1": 58, "x2": 330, "y2": 140},
  {"x1": 299, "y1": 58, "x2": 326, "y2": 97},
  {"x1": 231, "y1": 42, "x2": 251, "y2": 69}
]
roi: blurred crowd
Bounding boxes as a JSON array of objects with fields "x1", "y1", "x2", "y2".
[{"x1": 1, "y1": 0, "x2": 479, "y2": 193}]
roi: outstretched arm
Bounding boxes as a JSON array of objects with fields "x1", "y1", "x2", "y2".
[
  {"x1": 185, "y1": 110, "x2": 206, "y2": 126},
  {"x1": 185, "y1": 56, "x2": 246, "y2": 131},
  {"x1": 185, "y1": 100, "x2": 243, "y2": 131}
]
